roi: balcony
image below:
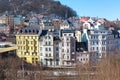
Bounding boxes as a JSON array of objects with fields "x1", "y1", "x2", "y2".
[{"x1": 44, "y1": 56, "x2": 54, "y2": 59}]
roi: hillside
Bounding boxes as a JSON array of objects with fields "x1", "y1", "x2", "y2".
[{"x1": 0, "y1": 0, "x2": 77, "y2": 18}]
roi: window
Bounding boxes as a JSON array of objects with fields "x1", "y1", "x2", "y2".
[
  {"x1": 49, "y1": 48, "x2": 51, "y2": 51},
  {"x1": 48, "y1": 36, "x2": 51, "y2": 39},
  {"x1": 83, "y1": 58, "x2": 85, "y2": 61},
  {"x1": 31, "y1": 41, "x2": 33, "y2": 44},
  {"x1": 32, "y1": 53, "x2": 34, "y2": 55},
  {"x1": 40, "y1": 42, "x2": 42, "y2": 45},
  {"x1": 67, "y1": 49, "x2": 69, "y2": 53},
  {"x1": 92, "y1": 41, "x2": 95, "y2": 45},
  {"x1": 66, "y1": 38, "x2": 69, "y2": 41},
  {"x1": 96, "y1": 41, "x2": 99, "y2": 45},
  {"x1": 32, "y1": 58, "x2": 34, "y2": 63},
  {"x1": 45, "y1": 42, "x2": 47, "y2": 45},
  {"x1": 71, "y1": 55, "x2": 75, "y2": 59},
  {"x1": 23, "y1": 41, "x2": 25, "y2": 44},
  {"x1": 69, "y1": 34, "x2": 71, "y2": 36},
  {"x1": 96, "y1": 47, "x2": 98, "y2": 50},
  {"x1": 62, "y1": 49, "x2": 64, "y2": 52},
  {"x1": 95, "y1": 36, "x2": 98, "y2": 39},
  {"x1": 17, "y1": 41, "x2": 19, "y2": 44},
  {"x1": 56, "y1": 42, "x2": 58, "y2": 45},
  {"x1": 81, "y1": 59, "x2": 82, "y2": 61},
  {"x1": 48, "y1": 42, "x2": 51, "y2": 45},
  {"x1": 49, "y1": 54, "x2": 51, "y2": 57},
  {"x1": 102, "y1": 41, "x2": 106, "y2": 45},
  {"x1": 86, "y1": 58, "x2": 88, "y2": 61},
  {"x1": 56, "y1": 61, "x2": 59, "y2": 65},
  {"x1": 102, "y1": 47, "x2": 105, "y2": 51},
  {"x1": 91, "y1": 36, "x2": 93, "y2": 39},
  {"x1": 67, "y1": 42, "x2": 69, "y2": 46},
  {"x1": 56, "y1": 53, "x2": 59, "y2": 57},
  {"x1": 67, "y1": 56, "x2": 69, "y2": 59},
  {"x1": 19, "y1": 36, "x2": 21, "y2": 39},
  {"x1": 62, "y1": 54, "x2": 65, "y2": 59},
  {"x1": 40, "y1": 53, "x2": 42, "y2": 56},
  {"x1": 46, "y1": 54, "x2": 48, "y2": 57},
  {"x1": 31, "y1": 47, "x2": 33, "y2": 50},
  {"x1": 62, "y1": 43, "x2": 64, "y2": 46},
  {"x1": 64, "y1": 34, "x2": 66, "y2": 36},
  {"x1": 40, "y1": 47, "x2": 42, "y2": 50},
  {"x1": 50, "y1": 60, "x2": 52, "y2": 65},
  {"x1": 56, "y1": 47, "x2": 59, "y2": 51},
  {"x1": 72, "y1": 49, "x2": 74, "y2": 52},
  {"x1": 22, "y1": 57, "x2": 26, "y2": 60},
  {"x1": 102, "y1": 35, "x2": 105, "y2": 39},
  {"x1": 18, "y1": 46, "x2": 20, "y2": 49},
  {"x1": 45, "y1": 48, "x2": 48, "y2": 51}
]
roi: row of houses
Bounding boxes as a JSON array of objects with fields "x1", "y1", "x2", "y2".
[
  {"x1": 1, "y1": 14, "x2": 118, "y2": 35},
  {"x1": 16, "y1": 23, "x2": 120, "y2": 67}
]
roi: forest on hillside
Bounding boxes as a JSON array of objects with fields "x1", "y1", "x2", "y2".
[{"x1": 0, "y1": 0, "x2": 77, "y2": 18}]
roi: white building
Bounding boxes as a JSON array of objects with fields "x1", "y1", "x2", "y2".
[
  {"x1": 39, "y1": 30, "x2": 61, "y2": 67},
  {"x1": 39, "y1": 30, "x2": 54, "y2": 66},
  {"x1": 59, "y1": 29, "x2": 76, "y2": 66},
  {"x1": 60, "y1": 20, "x2": 74, "y2": 29},
  {"x1": 76, "y1": 51, "x2": 98, "y2": 64},
  {"x1": 39, "y1": 29, "x2": 77, "y2": 67},
  {"x1": 88, "y1": 29, "x2": 119, "y2": 60}
]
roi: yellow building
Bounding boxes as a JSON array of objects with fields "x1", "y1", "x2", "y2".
[{"x1": 16, "y1": 26, "x2": 41, "y2": 64}]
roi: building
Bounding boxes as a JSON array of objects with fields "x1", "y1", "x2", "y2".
[
  {"x1": 39, "y1": 30, "x2": 54, "y2": 66},
  {"x1": 29, "y1": 16, "x2": 39, "y2": 25},
  {"x1": 39, "y1": 29, "x2": 77, "y2": 67},
  {"x1": 14, "y1": 15, "x2": 23, "y2": 33},
  {"x1": 40, "y1": 20, "x2": 54, "y2": 30},
  {"x1": 0, "y1": 24, "x2": 10, "y2": 35},
  {"x1": 87, "y1": 29, "x2": 118, "y2": 60},
  {"x1": 76, "y1": 51, "x2": 98, "y2": 65},
  {"x1": 60, "y1": 20, "x2": 74, "y2": 29},
  {"x1": 75, "y1": 30, "x2": 82, "y2": 42},
  {"x1": 39, "y1": 30, "x2": 62, "y2": 67},
  {"x1": 52, "y1": 20, "x2": 62, "y2": 30},
  {"x1": 16, "y1": 26, "x2": 41, "y2": 64},
  {"x1": 59, "y1": 29, "x2": 76, "y2": 66}
]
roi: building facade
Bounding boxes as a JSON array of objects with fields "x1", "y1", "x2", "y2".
[
  {"x1": 88, "y1": 29, "x2": 118, "y2": 60},
  {"x1": 16, "y1": 26, "x2": 41, "y2": 64}
]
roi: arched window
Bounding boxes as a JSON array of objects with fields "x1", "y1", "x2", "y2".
[
  {"x1": 25, "y1": 29, "x2": 27, "y2": 33},
  {"x1": 29, "y1": 30, "x2": 31, "y2": 33},
  {"x1": 36, "y1": 30, "x2": 39, "y2": 34},
  {"x1": 20, "y1": 30, "x2": 22, "y2": 33},
  {"x1": 33, "y1": 30, "x2": 35, "y2": 33}
]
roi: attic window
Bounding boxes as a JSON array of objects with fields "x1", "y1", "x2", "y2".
[
  {"x1": 33, "y1": 30, "x2": 35, "y2": 33},
  {"x1": 29, "y1": 30, "x2": 31, "y2": 33},
  {"x1": 36, "y1": 30, "x2": 39, "y2": 34},
  {"x1": 20, "y1": 30, "x2": 22, "y2": 33},
  {"x1": 25, "y1": 29, "x2": 27, "y2": 33}
]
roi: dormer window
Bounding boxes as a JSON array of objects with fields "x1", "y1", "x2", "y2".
[
  {"x1": 29, "y1": 30, "x2": 31, "y2": 33},
  {"x1": 25, "y1": 29, "x2": 27, "y2": 33},
  {"x1": 33, "y1": 30, "x2": 35, "y2": 33},
  {"x1": 48, "y1": 36, "x2": 51, "y2": 39},
  {"x1": 20, "y1": 30, "x2": 22, "y2": 33},
  {"x1": 36, "y1": 30, "x2": 39, "y2": 34}
]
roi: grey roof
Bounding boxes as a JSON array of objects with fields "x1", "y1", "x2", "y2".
[
  {"x1": 61, "y1": 29, "x2": 75, "y2": 33},
  {"x1": 62, "y1": 20, "x2": 72, "y2": 25},
  {"x1": 40, "y1": 30, "x2": 48, "y2": 36},
  {"x1": 43, "y1": 22, "x2": 53, "y2": 26},
  {"x1": 53, "y1": 36, "x2": 61, "y2": 41},
  {"x1": 18, "y1": 25, "x2": 41, "y2": 34}
]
